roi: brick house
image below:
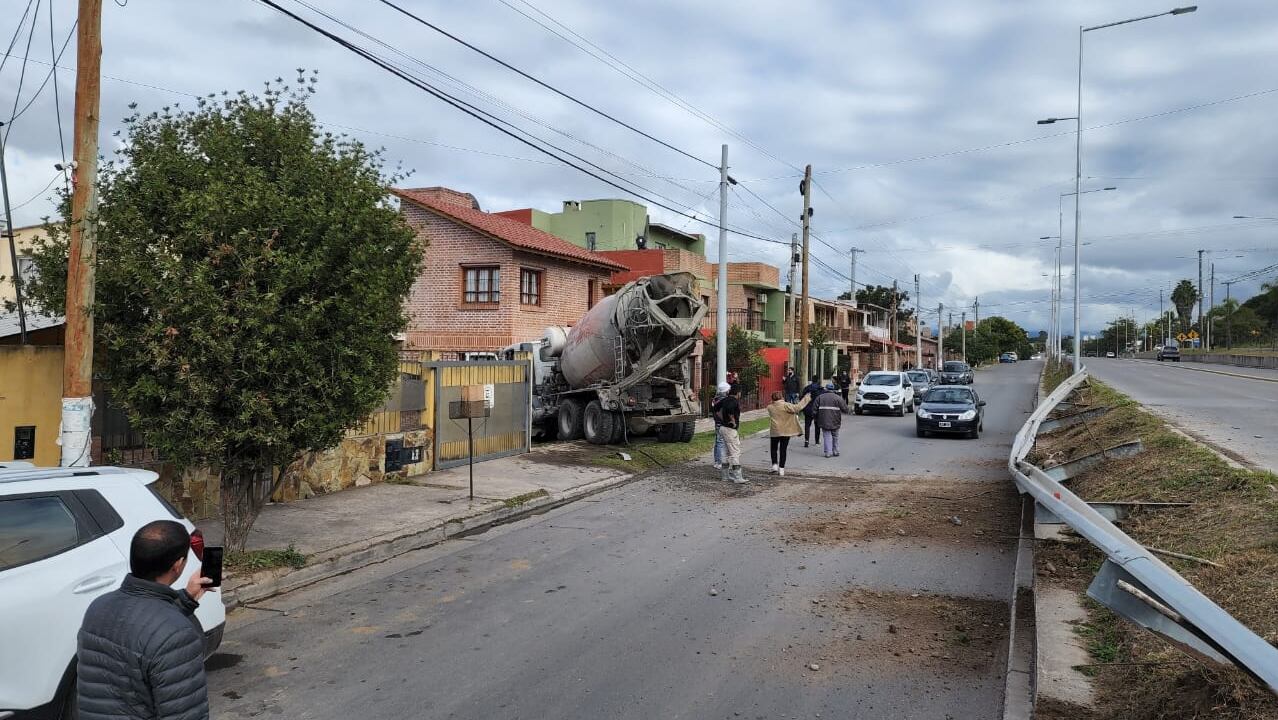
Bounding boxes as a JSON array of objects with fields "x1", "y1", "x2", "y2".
[{"x1": 394, "y1": 187, "x2": 628, "y2": 352}]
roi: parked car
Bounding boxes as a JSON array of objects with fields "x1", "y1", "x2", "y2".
[
  {"x1": 853, "y1": 371, "x2": 916, "y2": 416},
  {"x1": 939, "y1": 360, "x2": 974, "y2": 385},
  {"x1": 0, "y1": 465, "x2": 226, "y2": 719},
  {"x1": 1105, "y1": 351, "x2": 1116, "y2": 358},
  {"x1": 998, "y1": 352, "x2": 1017, "y2": 363},
  {"x1": 905, "y1": 370, "x2": 934, "y2": 407},
  {"x1": 916, "y1": 386, "x2": 986, "y2": 439},
  {"x1": 1157, "y1": 344, "x2": 1181, "y2": 362}
]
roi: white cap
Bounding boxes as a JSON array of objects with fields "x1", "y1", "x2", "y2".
[{"x1": 716, "y1": 382, "x2": 731, "y2": 394}]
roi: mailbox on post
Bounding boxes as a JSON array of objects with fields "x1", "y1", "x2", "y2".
[{"x1": 449, "y1": 384, "x2": 491, "y2": 500}]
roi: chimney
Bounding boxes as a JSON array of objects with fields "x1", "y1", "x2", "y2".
[{"x1": 403, "y1": 187, "x2": 481, "y2": 210}]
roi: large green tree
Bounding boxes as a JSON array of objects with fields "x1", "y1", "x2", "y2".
[
  {"x1": 22, "y1": 77, "x2": 421, "y2": 549},
  {"x1": 704, "y1": 324, "x2": 771, "y2": 394},
  {"x1": 1171, "y1": 279, "x2": 1199, "y2": 334}
]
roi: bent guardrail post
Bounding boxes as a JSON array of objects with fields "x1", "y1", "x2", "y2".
[{"x1": 1009, "y1": 369, "x2": 1278, "y2": 695}]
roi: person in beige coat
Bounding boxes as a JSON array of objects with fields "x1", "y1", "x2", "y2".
[{"x1": 766, "y1": 390, "x2": 810, "y2": 476}]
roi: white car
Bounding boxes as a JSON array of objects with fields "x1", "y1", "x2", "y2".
[
  {"x1": 854, "y1": 371, "x2": 916, "y2": 416},
  {"x1": 0, "y1": 466, "x2": 226, "y2": 718}
]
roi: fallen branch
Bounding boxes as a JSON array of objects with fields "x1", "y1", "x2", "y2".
[{"x1": 1147, "y1": 546, "x2": 1222, "y2": 568}]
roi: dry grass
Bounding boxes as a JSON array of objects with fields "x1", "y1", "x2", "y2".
[{"x1": 1032, "y1": 379, "x2": 1278, "y2": 719}]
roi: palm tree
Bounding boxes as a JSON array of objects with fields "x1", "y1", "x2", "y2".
[{"x1": 1171, "y1": 280, "x2": 1199, "y2": 334}]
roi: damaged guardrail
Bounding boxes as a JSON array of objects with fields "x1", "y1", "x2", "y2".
[{"x1": 1010, "y1": 369, "x2": 1278, "y2": 694}]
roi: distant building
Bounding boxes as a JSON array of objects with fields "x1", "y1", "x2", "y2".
[
  {"x1": 496, "y1": 198, "x2": 706, "y2": 255},
  {"x1": 394, "y1": 187, "x2": 627, "y2": 352},
  {"x1": 1, "y1": 223, "x2": 45, "y2": 306}
]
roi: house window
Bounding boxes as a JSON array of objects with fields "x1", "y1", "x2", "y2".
[
  {"x1": 462, "y1": 266, "x2": 500, "y2": 304},
  {"x1": 585, "y1": 231, "x2": 597, "y2": 251},
  {"x1": 16, "y1": 256, "x2": 34, "y2": 286},
  {"x1": 520, "y1": 268, "x2": 542, "y2": 306},
  {"x1": 588, "y1": 279, "x2": 598, "y2": 309}
]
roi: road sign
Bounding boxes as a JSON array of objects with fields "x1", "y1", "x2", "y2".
[
  {"x1": 1176, "y1": 333, "x2": 1187, "y2": 342},
  {"x1": 1187, "y1": 330, "x2": 1199, "y2": 340}
]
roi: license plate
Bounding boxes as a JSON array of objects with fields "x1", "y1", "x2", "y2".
[{"x1": 939, "y1": 422, "x2": 951, "y2": 428}]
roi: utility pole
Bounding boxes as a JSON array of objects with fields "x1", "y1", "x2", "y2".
[
  {"x1": 1208, "y1": 262, "x2": 1215, "y2": 350},
  {"x1": 1159, "y1": 289, "x2": 1165, "y2": 345},
  {"x1": 1224, "y1": 280, "x2": 1234, "y2": 349},
  {"x1": 974, "y1": 296, "x2": 980, "y2": 326},
  {"x1": 913, "y1": 274, "x2": 922, "y2": 369},
  {"x1": 1196, "y1": 249, "x2": 1204, "y2": 350},
  {"x1": 849, "y1": 247, "x2": 862, "y2": 306},
  {"x1": 787, "y1": 232, "x2": 798, "y2": 369},
  {"x1": 715, "y1": 144, "x2": 729, "y2": 387},
  {"x1": 937, "y1": 303, "x2": 944, "y2": 368},
  {"x1": 798, "y1": 164, "x2": 812, "y2": 380},
  {"x1": 891, "y1": 279, "x2": 899, "y2": 371},
  {"x1": 61, "y1": 0, "x2": 103, "y2": 467},
  {"x1": 0, "y1": 124, "x2": 27, "y2": 344},
  {"x1": 961, "y1": 311, "x2": 967, "y2": 361}
]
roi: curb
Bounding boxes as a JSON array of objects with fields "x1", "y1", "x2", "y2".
[
  {"x1": 223, "y1": 470, "x2": 636, "y2": 609},
  {"x1": 1126, "y1": 357, "x2": 1278, "y2": 383}
]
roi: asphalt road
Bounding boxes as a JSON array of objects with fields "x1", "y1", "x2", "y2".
[
  {"x1": 1084, "y1": 357, "x2": 1278, "y2": 473},
  {"x1": 207, "y1": 361, "x2": 1041, "y2": 720}
]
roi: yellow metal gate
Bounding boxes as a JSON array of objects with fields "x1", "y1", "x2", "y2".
[{"x1": 428, "y1": 360, "x2": 531, "y2": 470}]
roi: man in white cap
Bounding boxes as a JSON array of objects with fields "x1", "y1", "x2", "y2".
[{"x1": 710, "y1": 382, "x2": 731, "y2": 470}]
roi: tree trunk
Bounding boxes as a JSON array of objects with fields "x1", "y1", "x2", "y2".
[{"x1": 219, "y1": 455, "x2": 276, "y2": 553}]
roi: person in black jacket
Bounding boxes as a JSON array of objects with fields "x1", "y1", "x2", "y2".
[
  {"x1": 77, "y1": 520, "x2": 212, "y2": 720},
  {"x1": 782, "y1": 368, "x2": 801, "y2": 403},
  {"x1": 801, "y1": 375, "x2": 823, "y2": 447}
]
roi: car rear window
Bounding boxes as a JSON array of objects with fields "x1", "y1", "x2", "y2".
[
  {"x1": 943, "y1": 362, "x2": 968, "y2": 372},
  {"x1": 907, "y1": 372, "x2": 929, "y2": 383},
  {"x1": 0, "y1": 496, "x2": 81, "y2": 571}
]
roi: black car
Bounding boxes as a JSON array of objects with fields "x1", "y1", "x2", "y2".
[
  {"x1": 939, "y1": 360, "x2": 973, "y2": 385},
  {"x1": 916, "y1": 386, "x2": 985, "y2": 439}
]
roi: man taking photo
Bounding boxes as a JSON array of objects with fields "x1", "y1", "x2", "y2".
[{"x1": 77, "y1": 520, "x2": 213, "y2": 720}]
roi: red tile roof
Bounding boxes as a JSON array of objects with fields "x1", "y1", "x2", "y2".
[{"x1": 394, "y1": 188, "x2": 628, "y2": 271}]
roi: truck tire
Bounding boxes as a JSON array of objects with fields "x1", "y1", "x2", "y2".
[
  {"x1": 610, "y1": 414, "x2": 627, "y2": 444},
  {"x1": 558, "y1": 399, "x2": 585, "y2": 441},
  {"x1": 676, "y1": 420, "x2": 695, "y2": 443},
  {"x1": 583, "y1": 400, "x2": 615, "y2": 445},
  {"x1": 656, "y1": 423, "x2": 679, "y2": 443}
]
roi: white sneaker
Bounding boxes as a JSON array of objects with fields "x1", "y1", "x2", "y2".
[
  {"x1": 712, "y1": 462, "x2": 722, "y2": 470},
  {"x1": 769, "y1": 464, "x2": 779, "y2": 474},
  {"x1": 778, "y1": 468, "x2": 785, "y2": 477}
]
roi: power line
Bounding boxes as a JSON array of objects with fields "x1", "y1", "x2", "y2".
[
  {"x1": 253, "y1": 0, "x2": 790, "y2": 247},
  {"x1": 0, "y1": 0, "x2": 37, "y2": 77},
  {"x1": 370, "y1": 0, "x2": 715, "y2": 170},
  {"x1": 3, "y1": 0, "x2": 42, "y2": 142},
  {"x1": 47, "y1": 0, "x2": 68, "y2": 187},
  {"x1": 6, "y1": 17, "x2": 75, "y2": 124}
]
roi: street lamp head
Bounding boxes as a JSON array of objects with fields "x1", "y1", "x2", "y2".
[
  {"x1": 1102, "y1": 186, "x2": 1117, "y2": 191},
  {"x1": 1170, "y1": 6, "x2": 1198, "y2": 15},
  {"x1": 1233, "y1": 215, "x2": 1250, "y2": 219},
  {"x1": 1037, "y1": 118, "x2": 1059, "y2": 125}
]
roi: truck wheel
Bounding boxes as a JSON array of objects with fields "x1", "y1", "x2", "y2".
[
  {"x1": 583, "y1": 400, "x2": 615, "y2": 445},
  {"x1": 677, "y1": 420, "x2": 695, "y2": 443},
  {"x1": 557, "y1": 399, "x2": 585, "y2": 441},
  {"x1": 610, "y1": 413, "x2": 628, "y2": 444},
  {"x1": 656, "y1": 423, "x2": 679, "y2": 443}
]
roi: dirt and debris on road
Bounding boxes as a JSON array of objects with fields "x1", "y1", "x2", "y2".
[
  {"x1": 779, "y1": 479, "x2": 1018, "y2": 547},
  {"x1": 806, "y1": 588, "x2": 1009, "y2": 675}
]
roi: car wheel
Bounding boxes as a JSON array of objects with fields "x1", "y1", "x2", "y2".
[
  {"x1": 916, "y1": 427, "x2": 927, "y2": 438},
  {"x1": 969, "y1": 429, "x2": 979, "y2": 439},
  {"x1": 896, "y1": 404, "x2": 906, "y2": 417},
  {"x1": 854, "y1": 406, "x2": 863, "y2": 415},
  {"x1": 906, "y1": 401, "x2": 914, "y2": 414}
]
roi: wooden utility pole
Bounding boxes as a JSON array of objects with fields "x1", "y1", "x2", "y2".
[
  {"x1": 937, "y1": 302, "x2": 944, "y2": 367},
  {"x1": 798, "y1": 165, "x2": 812, "y2": 380},
  {"x1": 786, "y1": 233, "x2": 798, "y2": 368},
  {"x1": 61, "y1": 0, "x2": 102, "y2": 467}
]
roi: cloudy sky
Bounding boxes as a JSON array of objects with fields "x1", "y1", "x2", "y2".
[{"x1": 4, "y1": 0, "x2": 1277, "y2": 335}]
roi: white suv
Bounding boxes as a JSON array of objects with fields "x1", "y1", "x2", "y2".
[
  {"x1": 854, "y1": 371, "x2": 916, "y2": 416},
  {"x1": 0, "y1": 466, "x2": 226, "y2": 718}
]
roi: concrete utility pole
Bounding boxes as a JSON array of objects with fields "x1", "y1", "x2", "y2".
[
  {"x1": 974, "y1": 297, "x2": 980, "y2": 327},
  {"x1": 1197, "y1": 249, "x2": 1204, "y2": 349},
  {"x1": 1160, "y1": 289, "x2": 1166, "y2": 345},
  {"x1": 1209, "y1": 262, "x2": 1215, "y2": 349},
  {"x1": 961, "y1": 311, "x2": 967, "y2": 361},
  {"x1": 798, "y1": 164, "x2": 812, "y2": 380},
  {"x1": 913, "y1": 274, "x2": 922, "y2": 369},
  {"x1": 715, "y1": 144, "x2": 729, "y2": 387},
  {"x1": 849, "y1": 247, "x2": 862, "y2": 306},
  {"x1": 787, "y1": 232, "x2": 798, "y2": 368},
  {"x1": 0, "y1": 125, "x2": 27, "y2": 344},
  {"x1": 891, "y1": 279, "x2": 899, "y2": 371},
  {"x1": 62, "y1": 0, "x2": 103, "y2": 467},
  {"x1": 1223, "y1": 280, "x2": 1235, "y2": 349},
  {"x1": 937, "y1": 303, "x2": 944, "y2": 367}
]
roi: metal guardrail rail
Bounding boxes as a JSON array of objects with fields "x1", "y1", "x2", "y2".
[{"x1": 1009, "y1": 369, "x2": 1278, "y2": 694}]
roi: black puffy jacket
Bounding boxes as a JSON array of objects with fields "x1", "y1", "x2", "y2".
[{"x1": 76, "y1": 575, "x2": 209, "y2": 720}]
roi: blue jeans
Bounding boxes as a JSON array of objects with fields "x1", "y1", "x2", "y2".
[
  {"x1": 785, "y1": 392, "x2": 798, "y2": 403},
  {"x1": 713, "y1": 424, "x2": 725, "y2": 464}
]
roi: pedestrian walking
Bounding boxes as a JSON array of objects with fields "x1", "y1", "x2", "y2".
[
  {"x1": 710, "y1": 382, "x2": 730, "y2": 470},
  {"x1": 715, "y1": 384, "x2": 745, "y2": 483},
  {"x1": 782, "y1": 367, "x2": 800, "y2": 403},
  {"x1": 801, "y1": 375, "x2": 823, "y2": 447},
  {"x1": 837, "y1": 369, "x2": 852, "y2": 405},
  {"x1": 77, "y1": 520, "x2": 213, "y2": 720},
  {"x1": 816, "y1": 382, "x2": 849, "y2": 458},
  {"x1": 766, "y1": 390, "x2": 810, "y2": 476}
]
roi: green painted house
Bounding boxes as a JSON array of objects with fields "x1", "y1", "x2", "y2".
[{"x1": 497, "y1": 199, "x2": 706, "y2": 255}]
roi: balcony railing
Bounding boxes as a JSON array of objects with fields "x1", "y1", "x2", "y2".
[
  {"x1": 704, "y1": 309, "x2": 777, "y2": 338},
  {"x1": 780, "y1": 323, "x2": 871, "y2": 345}
]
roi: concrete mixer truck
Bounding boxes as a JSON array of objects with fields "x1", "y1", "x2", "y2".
[{"x1": 500, "y1": 272, "x2": 707, "y2": 445}]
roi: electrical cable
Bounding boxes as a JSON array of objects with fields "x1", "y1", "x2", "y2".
[
  {"x1": 0, "y1": 0, "x2": 37, "y2": 77},
  {"x1": 254, "y1": 0, "x2": 791, "y2": 247},
  {"x1": 47, "y1": 2, "x2": 68, "y2": 192},
  {"x1": 371, "y1": 0, "x2": 716, "y2": 170},
  {"x1": 3, "y1": 0, "x2": 42, "y2": 142},
  {"x1": 10, "y1": 171, "x2": 60, "y2": 211},
  {"x1": 6, "y1": 17, "x2": 75, "y2": 124}
]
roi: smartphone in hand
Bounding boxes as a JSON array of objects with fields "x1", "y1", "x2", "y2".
[{"x1": 202, "y1": 546, "x2": 224, "y2": 588}]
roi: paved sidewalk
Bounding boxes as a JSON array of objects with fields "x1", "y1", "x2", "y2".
[{"x1": 204, "y1": 443, "x2": 634, "y2": 607}]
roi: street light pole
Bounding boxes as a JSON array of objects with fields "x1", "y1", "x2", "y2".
[{"x1": 1040, "y1": 6, "x2": 1196, "y2": 371}]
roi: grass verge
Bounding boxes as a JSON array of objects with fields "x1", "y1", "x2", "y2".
[
  {"x1": 226, "y1": 544, "x2": 308, "y2": 573},
  {"x1": 591, "y1": 417, "x2": 772, "y2": 473},
  {"x1": 503, "y1": 489, "x2": 549, "y2": 508},
  {"x1": 1032, "y1": 377, "x2": 1278, "y2": 719}
]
